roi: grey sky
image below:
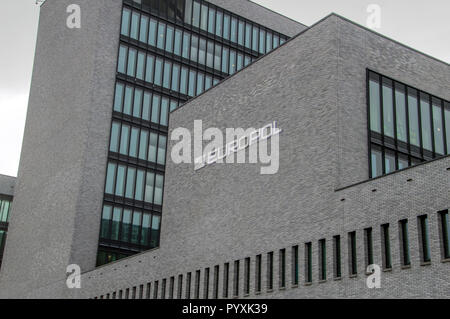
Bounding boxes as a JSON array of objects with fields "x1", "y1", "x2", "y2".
[{"x1": 0, "y1": 0, "x2": 449, "y2": 177}]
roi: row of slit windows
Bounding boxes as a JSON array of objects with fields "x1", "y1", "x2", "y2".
[
  {"x1": 99, "y1": 204, "x2": 161, "y2": 248},
  {"x1": 95, "y1": 210, "x2": 449, "y2": 299},
  {"x1": 110, "y1": 120, "x2": 167, "y2": 165},
  {"x1": 126, "y1": 0, "x2": 287, "y2": 53},
  {"x1": 118, "y1": 43, "x2": 243, "y2": 97},
  {"x1": 122, "y1": 9, "x2": 257, "y2": 75},
  {"x1": 105, "y1": 161, "x2": 164, "y2": 205},
  {"x1": 368, "y1": 71, "x2": 450, "y2": 178}
]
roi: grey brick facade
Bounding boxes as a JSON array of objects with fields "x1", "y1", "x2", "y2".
[{"x1": 0, "y1": 3, "x2": 448, "y2": 299}]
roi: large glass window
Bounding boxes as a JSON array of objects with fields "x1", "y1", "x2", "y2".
[{"x1": 368, "y1": 71, "x2": 449, "y2": 179}]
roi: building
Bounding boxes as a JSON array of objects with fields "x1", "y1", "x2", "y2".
[
  {"x1": 0, "y1": 0, "x2": 449, "y2": 299},
  {"x1": 0, "y1": 175, "x2": 15, "y2": 270}
]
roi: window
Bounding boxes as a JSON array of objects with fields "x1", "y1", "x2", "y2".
[
  {"x1": 230, "y1": 17, "x2": 237, "y2": 43},
  {"x1": 305, "y1": 242, "x2": 312, "y2": 283},
  {"x1": 148, "y1": 18, "x2": 157, "y2": 46},
  {"x1": 438, "y1": 210, "x2": 450, "y2": 260},
  {"x1": 223, "y1": 14, "x2": 230, "y2": 40},
  {"x1": 215, "y1": 10, "x2": 223, "y2": 37},
  {"x1": 203, "y1": 268, "x2": 209, "y2": 299},
  {"x1": 182, "y1": 32, "x2": 190, "y2": 59},
  {"x1": 244, "y1": 258, "x2": 250, "y2": 295},
  {"x1": 371, "y1": 145, "x2": 383, "y2": 178},
  {"x1": 186, "y1": 273, "x2": 192, "y2": 299},
  {"x1": 348, "y1": 232, "x2": 357, "y2": 276},
  {"x1": 252, "y1": 26, "x2": 259, "y2": 52},
  {"x1": 121, "y1": 8, "x2": 131, "y2": 36},
  {"x1": 153, "y1": 281, "x2": 159, "y2": 299},
  {"x1": 245, "y1": 23, "x2": 251, "y2": 49},
  {"x1": 267, "y1": 252, "x2": 273, "y2": 290},
  {"x1": 192, "y1": 1, "x2": 200, "y2": 28},
  {"x1": 333, "y1": 235, "x2": 341, "y2": 278},
  {"x1": 133, "y1": 88, "x2": 143, "y2": 118},
  {"x1": 381, "y1": 224, "x2": 392, "y2": 269},
  {"x1": 319, "y1": 240, "x2": 326, "y2": 281},
  {"x1": 118, "y1": 45, "x2": 127, "y2": 74},
  {"x1": 130, "y1": 11, "x2": 140, "y2": 40},
  {"x1": 125, "y1": 167, "x2": 136, "y2": 199},
  {"x1": 432, "y1": 98, "x2": 445, "y2": 155},
  {"x1": 139, "y1": 15, "x2": 148, "y2": 43},
  {"x1": 259, "y1": 29, "x2": 265, "y2": 54},
  {"x1": 157, "y1": 22, "x2": 166, "y2": 50},
  {"x1": 445, "y1": 103, "x2": 450, "y2": 154},
  {"x1": 418, "y1": 215, "x2": 431, "y2": 263},
  {"x1": 154, "y1": 57, "x2": 163, "y2": 86},
  {"x1": 184, "y1": 0, "x2": 192, "y2": 24},
  {"x1": 213, "y1": 266, "x2": 219, "y2": 299},
  {"x1": 279, "y1": 249, "x2": 286, "y2": 288},
  {"x1": 382, "y1": 78, "x2": 394, "y2": 138},
  {"x1": 208, "y1": 8, "x2": 215, "y2": 34},
  {"x1": 221, "y1": 47, "x2": 229, "y2": 74},
  {"x1": 161, "y1": 279, "x2": 166, "y2": 299},
  {"x1": 174, "y1": 29, "x2": 182, "y2": 56},
  {"x1": 171, "y1": 63, "x2": 180, "y2": 92},
  {"x1": 127, "y1": 48, "x2": 137, "y2": 77},
  {"x1": 233, "y1": 260, "x2": 239, "y2": 297},
  {"x1": 420, "y1": 93, "x2": 433, "y2": 152},
  {"x1": 368, "y1": 71, "x2": 450, "y2": 179},
  {"x1": 163, "y1": 61, "x2": 172, "y2": 89},
  {"x1": 200, "y1": 4, "x2": 208, "y2": 31},
  {"x1": 395, "y1": 83, "x2": 407, "y2": 143},
  {"x1": 364, "y1": 228, "x2": 374, "y2": 267},
  {"x1": 223, "y1": 263, "x2": 229, "y2": 298},
  {"x1": 408, "y1": 88, "x2": 420, "y2": 147},
  {"x1": 292, "y1": 246, "x2": 299, "y2": 285},
  {"x1": 399, "y1": 219, "x2": 411, "y2": 266},
  {"x1": 100, "y1": 205, "x2": 112, "y2": 239},
  {"x1": 178, "y1": 274, "x2": 183, "y2": 299},
  {"x1": 255, "y1": 255, "x2": 262, "y2": 293},
  {"x1": 165, "y1": 26, "x2": 174, "y2": 53},
  {"x1": 369, "y1": 72, "x2": 381, "y2": 133}
]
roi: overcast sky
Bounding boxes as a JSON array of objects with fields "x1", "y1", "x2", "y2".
[{"x1": 0, "y1": 0, "x2": 449, "y2": 177}]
